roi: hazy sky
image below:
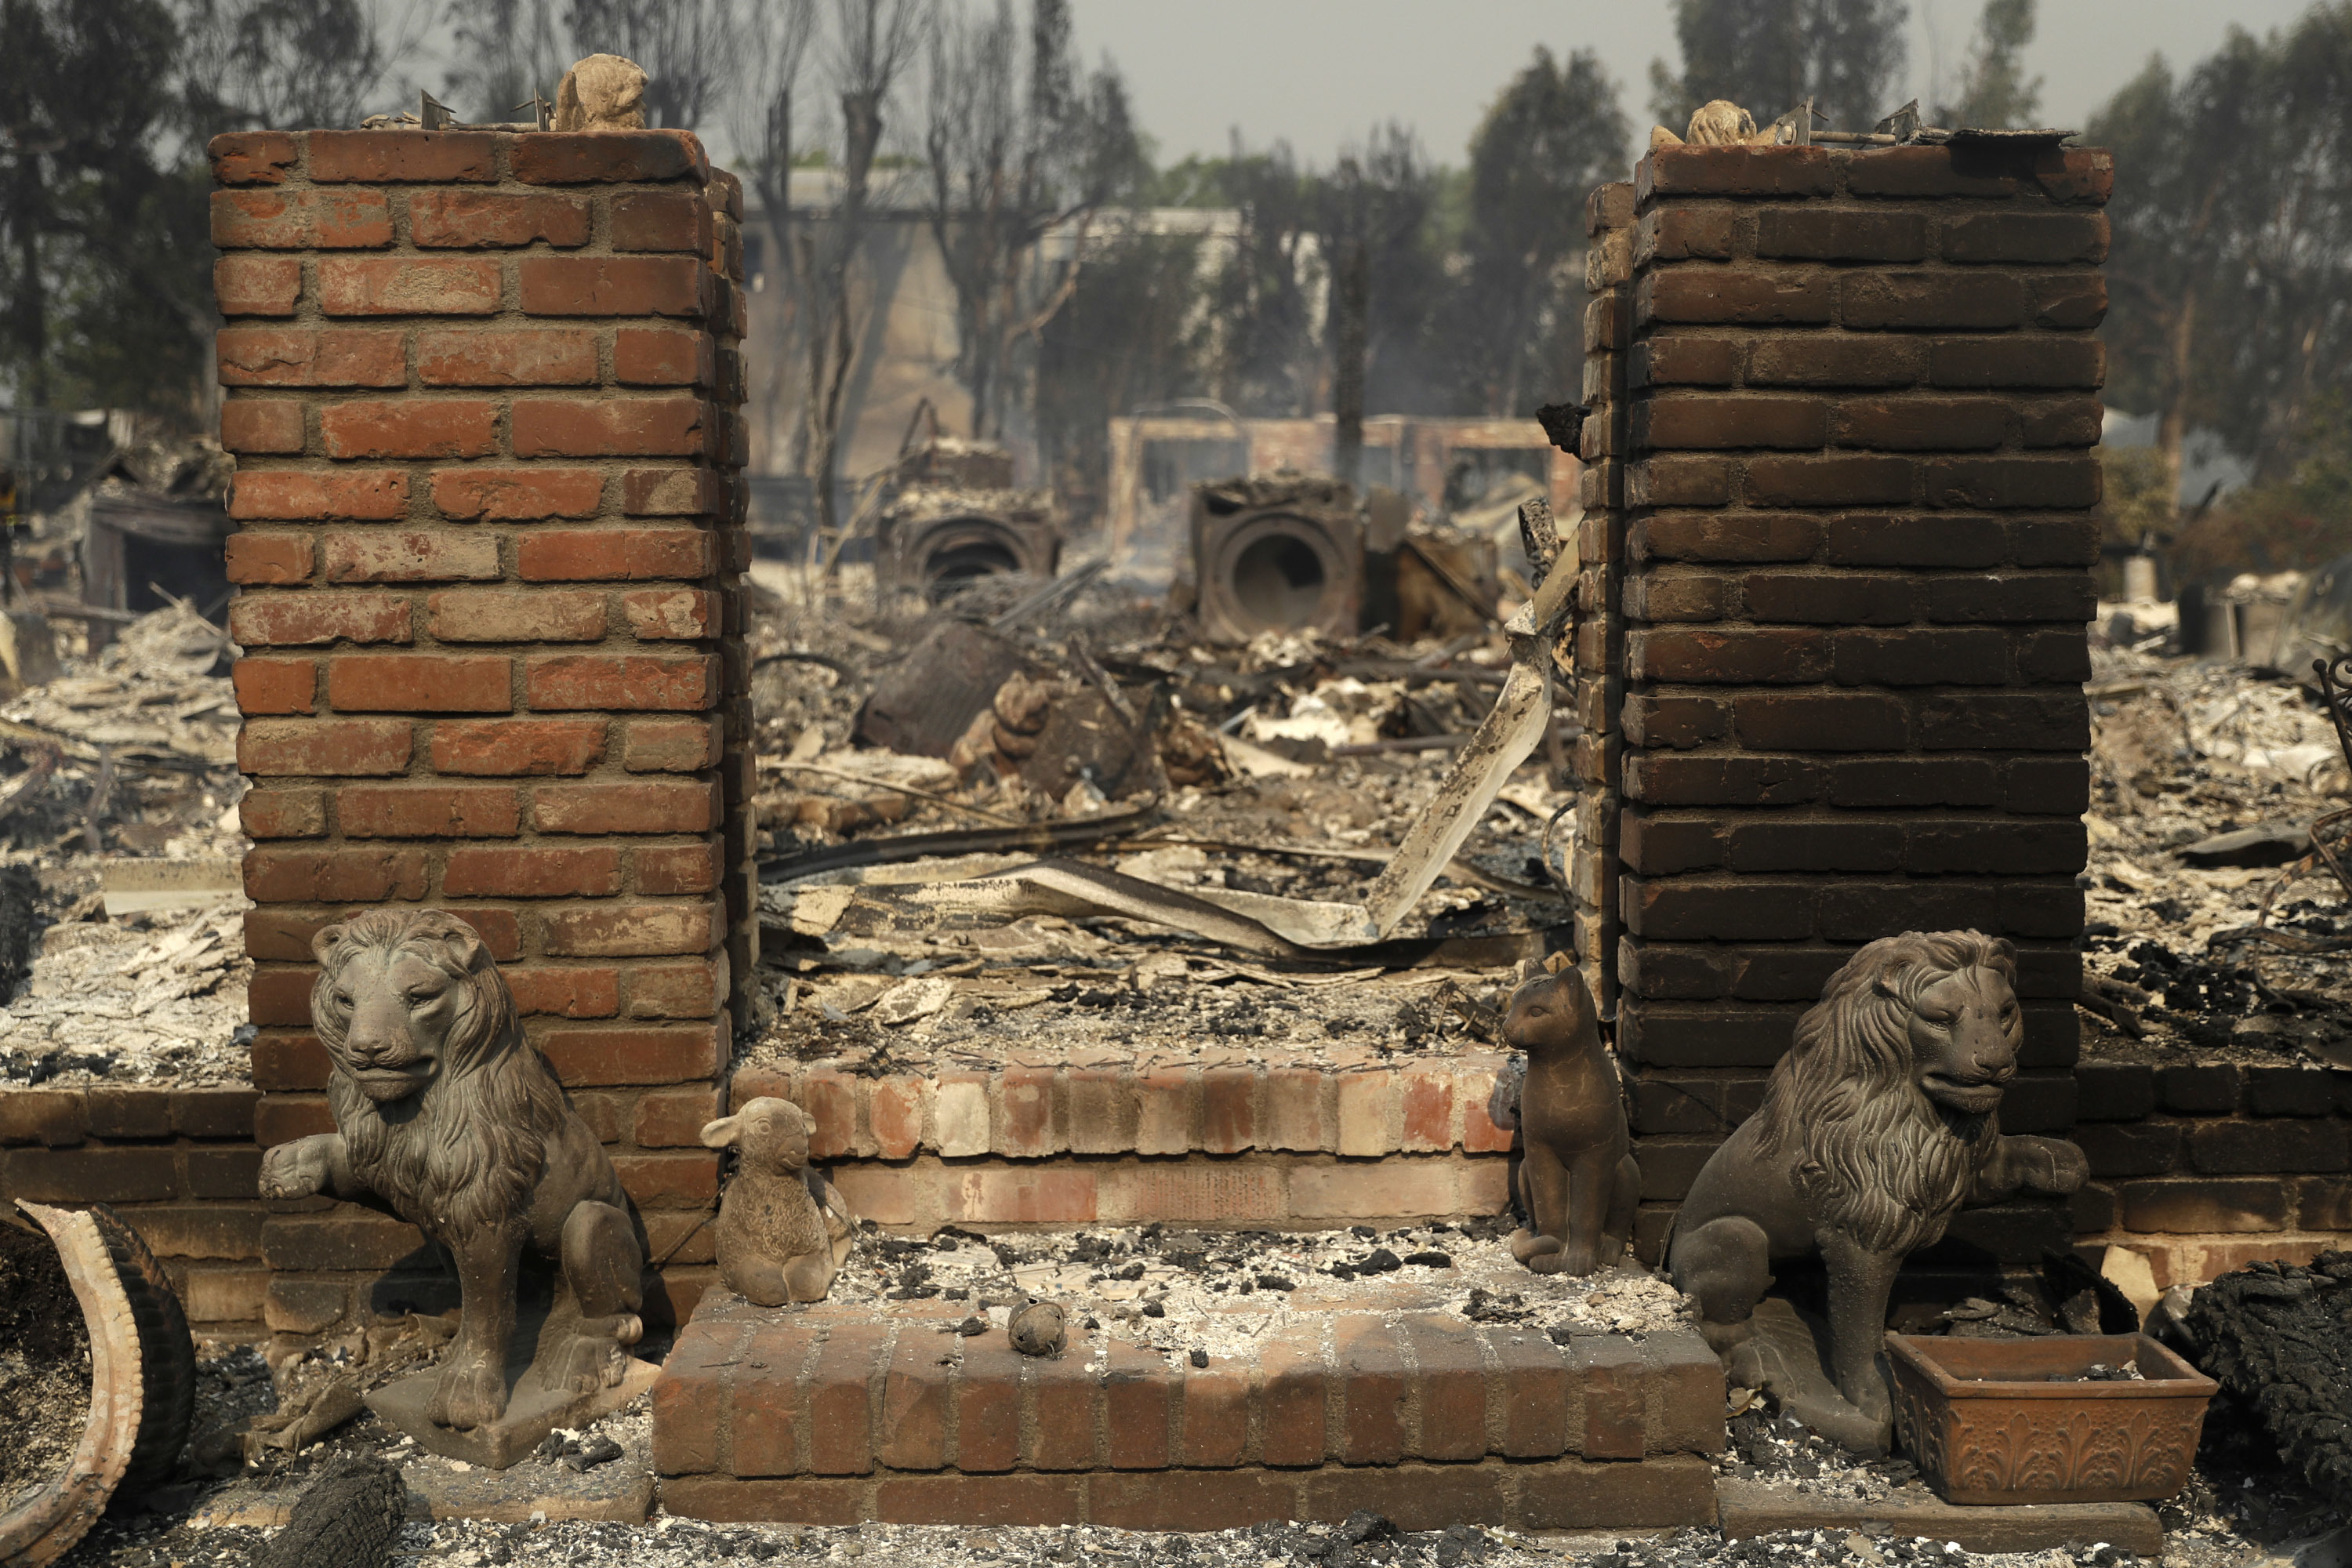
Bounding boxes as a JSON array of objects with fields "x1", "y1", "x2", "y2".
[{"x1": 1063, "y1": 0, "x2": 2315, "y2": 170}]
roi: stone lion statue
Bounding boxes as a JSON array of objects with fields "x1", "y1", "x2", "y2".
[
  {"x1": 1668, "y1": 931, "x2": 2087, "y2": 1451},
  {"x1": 259, "y1": 909, "x2": 648, "y2": 1433}
]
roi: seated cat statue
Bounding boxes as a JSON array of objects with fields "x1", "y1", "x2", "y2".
[{"x1": 1506, "y1": 955, "x2": 1641, "y2": 1276}]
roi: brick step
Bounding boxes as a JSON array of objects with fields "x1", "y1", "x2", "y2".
[
  {"x1": 731, "y1": 1054, "x2": 1519, "y2": 1164},
  {"x1": 654, "y1": 1290, "x2": 1725, "y2": 1531},
  {"x1": 735, "y1": 1054, "x2": 1517, "y2": 1232},
  {"x1": 832, "y1": 1151, "x2": 1506, "y2": 1232}
]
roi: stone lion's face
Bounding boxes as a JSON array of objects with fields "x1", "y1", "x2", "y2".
[
  {"x1": 1904, "y1": 964, "x2": 2022, "y2": 1116},
  {"x1": 321, "y1": 945, "x2": 470, "y2": 1105}
]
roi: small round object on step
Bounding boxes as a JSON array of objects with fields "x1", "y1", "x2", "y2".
[{"x1": 1008, "y1": 1300, "x2": 1065, "y2": 1356}]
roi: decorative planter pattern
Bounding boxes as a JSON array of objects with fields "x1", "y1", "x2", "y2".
[{"x1": 1886, "y1": 1332, "x2": 2216, "y2": 1505}]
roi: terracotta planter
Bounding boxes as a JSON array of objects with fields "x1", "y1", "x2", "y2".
[{"x1": 1885, "y1": 1331, "x2": 2217, "y2": 1506}]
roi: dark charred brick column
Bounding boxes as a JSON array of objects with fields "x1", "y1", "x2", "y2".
[
  {"x1": 1570, "y1": 181, "x2": 1635, "y2": 1015},
  {"x1": 211, "y1": 126, "x2": 752, "y2": 1330},
  {"x1": 1609, "y1": 143, "x2": 2110, "y2": 1260}
]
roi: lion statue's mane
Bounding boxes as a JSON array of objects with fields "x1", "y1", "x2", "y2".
[
  {"x1": 1748, "y1": 930, "x2": 2013, "y2": 1255},
  {"x1": 314, "y1": 909, "x2": 568, "y2": 1243}
]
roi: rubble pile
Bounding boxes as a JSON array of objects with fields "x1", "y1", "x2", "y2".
[
  {"x1": 0, "y1": 599, "x2": 251, "y2": 1087},
  {"x1": 0, "y1": 901, "x2": 251, "y2": 1085},
  {"x1": 741, "y1": 564, "x2": 1572, "y2": 1073},
  {"x1": 2085, "y1": 644, "x2": 2352, "y2": 1066}
]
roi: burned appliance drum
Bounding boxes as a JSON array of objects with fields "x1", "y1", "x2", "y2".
[
  {"x1": 1192, "y1": 502, "x2": 1365, "y2": 643},
  {"x1": 879, "y1": 511, "x2": 1060, "y2": 602}
]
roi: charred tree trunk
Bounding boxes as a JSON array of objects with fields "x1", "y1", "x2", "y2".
[
  {"x1": 812, "y1": 82, "x2": 886, "y2": 571},
  {"x1": 1331, "y1": 230, "x2": 1369, "y2": 489},
  {"x1": 2181, "y1": 1252, "x2": 2352, "y2": 1502},
  {"x1": 2156, "y1": 289, "x2": 2196, "y2": 514}
]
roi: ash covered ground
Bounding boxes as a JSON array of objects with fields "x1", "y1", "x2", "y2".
[{"x1": 2080, "y1": 644, "x2": 2352, "y2": 1072}]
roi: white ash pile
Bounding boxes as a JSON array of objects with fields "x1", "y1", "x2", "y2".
[
  {"x1": 0, "y1": 600, "x2": 252, "y2": 1087},
  {"x1": 1715, "y1": 1403, "x2": 1926, "y2": 1507},
  {"x1": 0, "y1": 898, "x2": 251, "y2": 1085},
  {"x1": 2085, "y1": 644, "x2": 2352, "y2": 1067},
  {"x1": 829, "y1": 1221, "x2": 1692, "y2": 1365},
  {"x1": 4, "y1": 598, "x2": 239, "y2": 772},
  {"x1": 746, "y1": 900, "x2": 1532, "y2": 1077}
]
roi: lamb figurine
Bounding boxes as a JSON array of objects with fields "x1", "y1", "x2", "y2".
[{"x1": 699, "y1": 1098, "x2": 858, "y2": 1305}]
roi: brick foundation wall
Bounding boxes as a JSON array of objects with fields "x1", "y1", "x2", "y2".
[
  {"x1": 0, "y1": 1087, "x2": 268, "y2": 1325},
  {"x1": 1579, "y1": 142, "x2": 2111, "y2": 1260},
  {"x1": 2073, "y1": 1061, "x2": 2352, "y2": 1285},
  {"x1": 209, "y1": 125, "x2": 754, "y2": 1330}
]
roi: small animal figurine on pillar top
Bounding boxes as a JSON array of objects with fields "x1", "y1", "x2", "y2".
[
  {"x1": 552, "y1": 53, "x2": 648, "y2": 131},
  {"x1": 257, "y1": 909, "x2": 655, "y2": 1467},
  {"x1": 1505, "y1": 954, "x2": 1641, "y2": 1277},
  {"x1": 1668, "y1": 931, "x2": 2089, "y2": 1456},
  {"x1": 701, "y1": 1098, "x2": 857, "y2": 1305}
]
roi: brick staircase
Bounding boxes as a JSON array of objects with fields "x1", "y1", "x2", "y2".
[
  {"x1": 653, "y1": 1292, "x2": 1722, "y2": 1531},
  {"x1": 649, "y1": 1052, "x2": 1727, "y2": 1529}
]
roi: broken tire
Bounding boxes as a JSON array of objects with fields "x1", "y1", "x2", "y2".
[
  {"x1": 249, "y1": 1455, "x2": 407, "y2": 1568},
  {"x1": 0, "y1": 1201, "x2": 197, "y2": 1567},
  {"x1": 2180, "y1": 1251, "x2": 2352, "y2": 1501},
  {"x1": 92, "y1": 1206, "x2": 197, "y2": 1494}
]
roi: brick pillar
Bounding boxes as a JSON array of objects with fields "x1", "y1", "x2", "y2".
[
  {"x1": 1609, "y1": 142, "x2": 2110, "y2": 1262},
  {"x1": 212, "y1": 126, "x2": 752, "y2": 1326},
  {"x1": 1570, "y1": 180, "x2": 1635, "y2": 1016}
]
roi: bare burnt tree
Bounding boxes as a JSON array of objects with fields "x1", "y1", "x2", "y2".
[
  {"x1": 180, "y1": 0, "x2": 420, "y2": 134},
  {"x1": 1200, "y1": 140, "x2": 1319, "y2": 419},
  {"x1": 726, "y1": 0, "x2": 818, "y2": 470},
  {"x1": 1324, "y1": 156, "x2": 1369, "y2": 488},
  {"x1": 924, "y1": 0, "x2": 1142, "y2": 447},
  {"x1": 805, "y1": 0, "x2": 925, "y2": 560},
  {"x1": 562, "y1": 0, "x2": 740, "y2": 130}
]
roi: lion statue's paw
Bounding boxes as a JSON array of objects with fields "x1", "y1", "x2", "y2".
[
  {"x1": 551, "y1": 1330, "x2": 634, "y2": 1396},
  {"x1": 430, "y1": 1356, "x2": 509, "y2": 1432},
  {"x1": 258, "y1": 1137, "x2": 331, "y2": 1200}
]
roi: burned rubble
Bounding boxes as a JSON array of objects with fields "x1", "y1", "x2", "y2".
[
  {"x1": 0, "y1": 601, "x2": 250, "y2": 1089},
  {"x1": 9, "y1": 45, "x2": 2352, "y2": 1568},
  {"x1": 743, "y1": 565, "x2": 1569, "y2": 1081},
  {"x1": 2082, "y1": 641, "x2": 2352, "y2": 1069},
  {"x1": 3, "y1": 554, "x2": 2347, "y2": 1563}
]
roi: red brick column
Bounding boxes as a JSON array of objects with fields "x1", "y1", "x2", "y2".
[
  {"x1": 1607, "y1": 143, "x2": 2109, "y2": 1260},
  {"x1": 212, "y1": 126, "x2": 752, "y2": 1328}
]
